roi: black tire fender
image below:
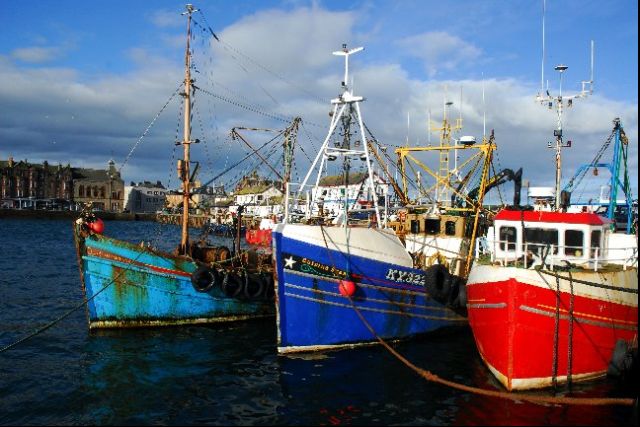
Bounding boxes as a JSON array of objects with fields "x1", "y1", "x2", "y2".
[
  {"x1": 191, "y1": 266, "x2": 219, "y2": 293},
  {"x1": 424, "y1": 264, "x2": 451, "y2": 303},
  {"x1": 221, "y1": 272, "x2": 243, "y2": 298},
  {"x1": 244, "y1": 273, "x2": 266, "y2": 299}
]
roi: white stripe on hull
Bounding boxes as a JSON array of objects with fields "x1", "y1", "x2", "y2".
[{"x1": 467, "y1": 264, "x2": 638, "y2": 306}]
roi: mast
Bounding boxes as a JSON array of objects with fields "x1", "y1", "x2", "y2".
[{"x1": 179, "y1": 4, "x2": 197, "y2": 255}]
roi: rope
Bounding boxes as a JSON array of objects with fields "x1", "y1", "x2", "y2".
[
  {"x1": 567, "y1": 264, "x2": 574, "y2": 388},
  {"x1": 536, "y1": 268, "x2": 638, "y2": 294},
  {"x1": 311, "y1": 217, "x2": 635, "y2": 407},
  {"x1": 0, "y1": 221, "x2": 150, "y2": 354},
  {"x1": 119, "y1": 84, "x2": 182, "y2": 172},
  {"x1": 345, "y1": 294, "x2": 634, "y2": 406},
  {"x1": 552, "y1": 273, "x2": 561, "y2": 390}
]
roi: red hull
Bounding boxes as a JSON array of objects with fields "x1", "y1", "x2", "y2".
[{"x1": 467, "y1": 268, "x2": 637, "y2": 390}]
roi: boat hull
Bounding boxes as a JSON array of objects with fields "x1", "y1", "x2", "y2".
[
  {"x1": 466, "y1": 264, "x2": 638, "y2": 390},
  {"x1": 273, "y1": 224, "x2": 466, "y2": 353},
  {"x1": 76, "y1": 232, "x2": 274, "y2": 329}
]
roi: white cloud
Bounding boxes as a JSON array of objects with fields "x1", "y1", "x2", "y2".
[
  {"x1": 396, "y1": 31, "x2": 482, "y2": 77},
  {"x1": 0, "y1": 4, "x2": 636, "y2": 201},
  {"x1": 11, "y1": 46, "x2": 62, "y2": 63}
]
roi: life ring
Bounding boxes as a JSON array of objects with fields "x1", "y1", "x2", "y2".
[
  {"x1": 424, "y1": 264, "x2": 451, "y2": 303},
  {"x1": 244, "y1": 273, "x2": 266, "y2": 299},
  {"x1": 221, "y1": 272, "x2": 244, "y2": 298},
  {"x1": 191, "y1": 265, "x2": 219, "y2": 293},
  {"x1": 398, "y1": 211, "x2": 407, "y2": 222}
]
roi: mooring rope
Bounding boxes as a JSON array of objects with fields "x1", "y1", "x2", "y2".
[
  {"x1": 312, "y1": 222, "x2": 635, "y2": 407},
  {"x1": 345, "y1": 296, "x2": 635, "y2": 407}
]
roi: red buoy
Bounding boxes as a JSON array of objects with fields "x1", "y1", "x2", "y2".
[
  {"x1": 88, "y1": 218, "x2": 105, "y2": 234},
  {"x1": 338, "y1": 279, "x2": 356, "y2": 297}
]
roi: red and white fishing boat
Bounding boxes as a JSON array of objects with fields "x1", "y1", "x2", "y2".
[
  {"x1": 467, "y1": 207, "x2": 637, "y2": 390},
  {"x1": 466, "y1": 47, "x2": 638, "y2": 390}
]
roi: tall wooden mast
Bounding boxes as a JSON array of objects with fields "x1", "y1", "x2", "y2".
[{"x1": 179, "y1": 4, "x2": 196, "y2": 255}]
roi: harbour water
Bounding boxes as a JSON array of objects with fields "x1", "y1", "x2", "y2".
[{"x1": 0, "y1": 218, "x2": 635, "y2": 425}]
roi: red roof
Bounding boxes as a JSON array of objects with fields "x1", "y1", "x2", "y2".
[{"x1": 494, "y1": 209, "x2": 605, "y2": 225}]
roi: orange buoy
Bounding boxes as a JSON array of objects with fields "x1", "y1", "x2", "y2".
[{"x1": 338, "y1": 279, "x2": 356, "y2": 297}]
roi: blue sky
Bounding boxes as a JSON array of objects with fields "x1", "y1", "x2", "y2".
[{"x1": 1, "y1": 0, "x2": 637, "y2": 204}]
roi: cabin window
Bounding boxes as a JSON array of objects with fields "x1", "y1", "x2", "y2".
[
  {"x1": 524, "y1": 227, "x2": 558, "y2": 254},
  {"x1": 564, "y1": 230, "x2": 584, "y2": 256},
  {"x1": 411, "y1": 220, "x2": 420, "y2": 234},
  {"x1": 499, "y1": 226, "x2": 517, "y2": 251},
  {"x1": 445, "y1": 221, "x2": 457, "y2": 236},
  {"x1": 590, "y1": 230, "x2": 602, "y2": 257},
  {"x1": 424, "y1": 219, "x2": 440, "y2": 235}
]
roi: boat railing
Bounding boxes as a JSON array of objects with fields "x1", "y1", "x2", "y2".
[{"x1": 476, "y1": 238, "x2": 638, "y2": 271}]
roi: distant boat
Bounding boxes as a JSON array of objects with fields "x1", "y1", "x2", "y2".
[
  {"x1": 73, "y1": 4, "x2": 274, "y2": 329},
  {"x1": 271, "y1": 44, "x2": 498, "y2": 353}
]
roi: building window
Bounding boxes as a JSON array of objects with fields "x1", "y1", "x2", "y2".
[
  {"x1": 524, "y1": 227, "x2": 559, "y2": 254},
  {"x1": 564, "y1": 230, "x2": 584, "y2": 256},
  {"x1": 79, "y1": 185, "x2": 84, "y2": 197},
  {"x1": 100, "y1": 187, "x2": 106, "y2": 198},
  {"x1": 499, "y1": 226, "x2": 517, "y2": 251}
]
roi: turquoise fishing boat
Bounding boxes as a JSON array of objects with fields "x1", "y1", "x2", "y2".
[{"x1": 73, "y1": 4, "x2": 274, "y2": 329}]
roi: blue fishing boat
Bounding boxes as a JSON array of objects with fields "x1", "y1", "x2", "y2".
[
  {"x1": 73, "y1": 4, "x2": 274, "y2": 329},
  {"x1": 272, "y1": 45, "x2": 476, "y2": 353}
]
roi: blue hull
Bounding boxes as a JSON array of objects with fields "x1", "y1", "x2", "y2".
[
  {"x1": 273, "y1": 226, "x2": 466, "y2": 352},
  {"x1": 76, "y1": 232, "x2": 274, "y2": 329}
]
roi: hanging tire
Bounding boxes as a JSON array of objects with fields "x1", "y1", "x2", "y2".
[
  {"x1": 263, "y1": 273, "x2": 275, "y2": 300},
  {"x1": 244, "y1": 273, "x2": 266, "y2": 300},
  {"x1": 191, "y1": 266, "x2": 219, "y2": 293},
  {"x1": 221, "y1": 272, "x2": 243, "y2": 298},
  {"x1": 424, "y1": 264, "x2": 451, "y2": 304}
]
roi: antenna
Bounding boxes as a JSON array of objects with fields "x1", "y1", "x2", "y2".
[
  {"x1": 482, "y1": 73, "x2": 486, "y2": 138},
  {"x1": 540, "y1": 0, "x2": 546, "y2": 98},
  {"x1": 534, "y1": 0, "x2": 595, "y2": 211},
  {"x1": 332, "y1": 44, "x2": 364, "y2": 92}
]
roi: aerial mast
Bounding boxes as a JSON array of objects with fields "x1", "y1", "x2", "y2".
[{"x1": 535, "y1": 0, "x2": 594, "y2": 210}]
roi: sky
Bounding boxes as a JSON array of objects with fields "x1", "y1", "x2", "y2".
[{"x1": 0, "y1": 0, "x2": 637, "y2": 205}]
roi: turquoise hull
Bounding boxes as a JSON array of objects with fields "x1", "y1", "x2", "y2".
[{"x1": 76, "y1": 231, "x2": 274, "y2": 329}]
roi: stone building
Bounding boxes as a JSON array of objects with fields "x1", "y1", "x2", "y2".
[
  {"x1": 0, "y1": 157, "x2": 73, "y2": 209},
  {"x1": 72, "y1": 160, "x2": 125, "y2": 212}
]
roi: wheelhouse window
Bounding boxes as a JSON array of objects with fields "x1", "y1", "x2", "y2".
[
  {"x1": 424, "y1": 219, "x2": 440, "y2": 235},
  {"x1": 410, "y1": 219, "x2": 420, "y2": 234},
  {"x1": 499, "y1": 226, "x2": 517, "y2": 251},
  {"x1": 524, "y1": 227, "x2": 559, "y2": 254},
  {"x1": 590, "y1": 230, "x2": 601, "y2": 247},
  {"x1": 564, "y1": 230, "x2": 584, "y2": 256},
  {"x1": 445, "y1": 221, "x2": 457, "y2": 236}
]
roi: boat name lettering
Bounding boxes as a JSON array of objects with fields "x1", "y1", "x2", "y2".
[{"x1": 385, "y1": 269, "x2": 425, "y2": 287}]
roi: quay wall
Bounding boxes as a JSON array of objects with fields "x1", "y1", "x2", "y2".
[{"x1": 0, "y1": 208, "x2": 156, "y2": 222}]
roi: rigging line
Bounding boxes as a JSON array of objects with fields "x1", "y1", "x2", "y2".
[
  {"x1": 119, "y1": 83, "x2": 183, "y2": 172},
  {"x1": 194, "y1": 14, "x2": 330, "y2": 108},
  {"x1": 196, "y1": 130, "x2": 285, "y2": 190},
  {"x1": 194, "y1": 84, "x2": 293, "y2": 124}
]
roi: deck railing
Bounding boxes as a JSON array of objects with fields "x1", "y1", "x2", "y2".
[{"x1": 475, "y1": 237, "x2": 638, "y2": 271}]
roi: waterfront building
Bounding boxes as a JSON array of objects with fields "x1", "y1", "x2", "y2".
[
  {"x1": 1, "y1": 157, "x2": 73, "y2": 209},
  {"x1": 72, "y1": 160, "x2": 125, "y2": 212},
  {"x1": 124, "y1": 181, "x2": 167, "y2": 213},
  {"x1": 310, "y1": 171, "x2": 388, "y2": 216},
  {"x1": 231, "y1": 184, "x2": 284, "y2": 217}
]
